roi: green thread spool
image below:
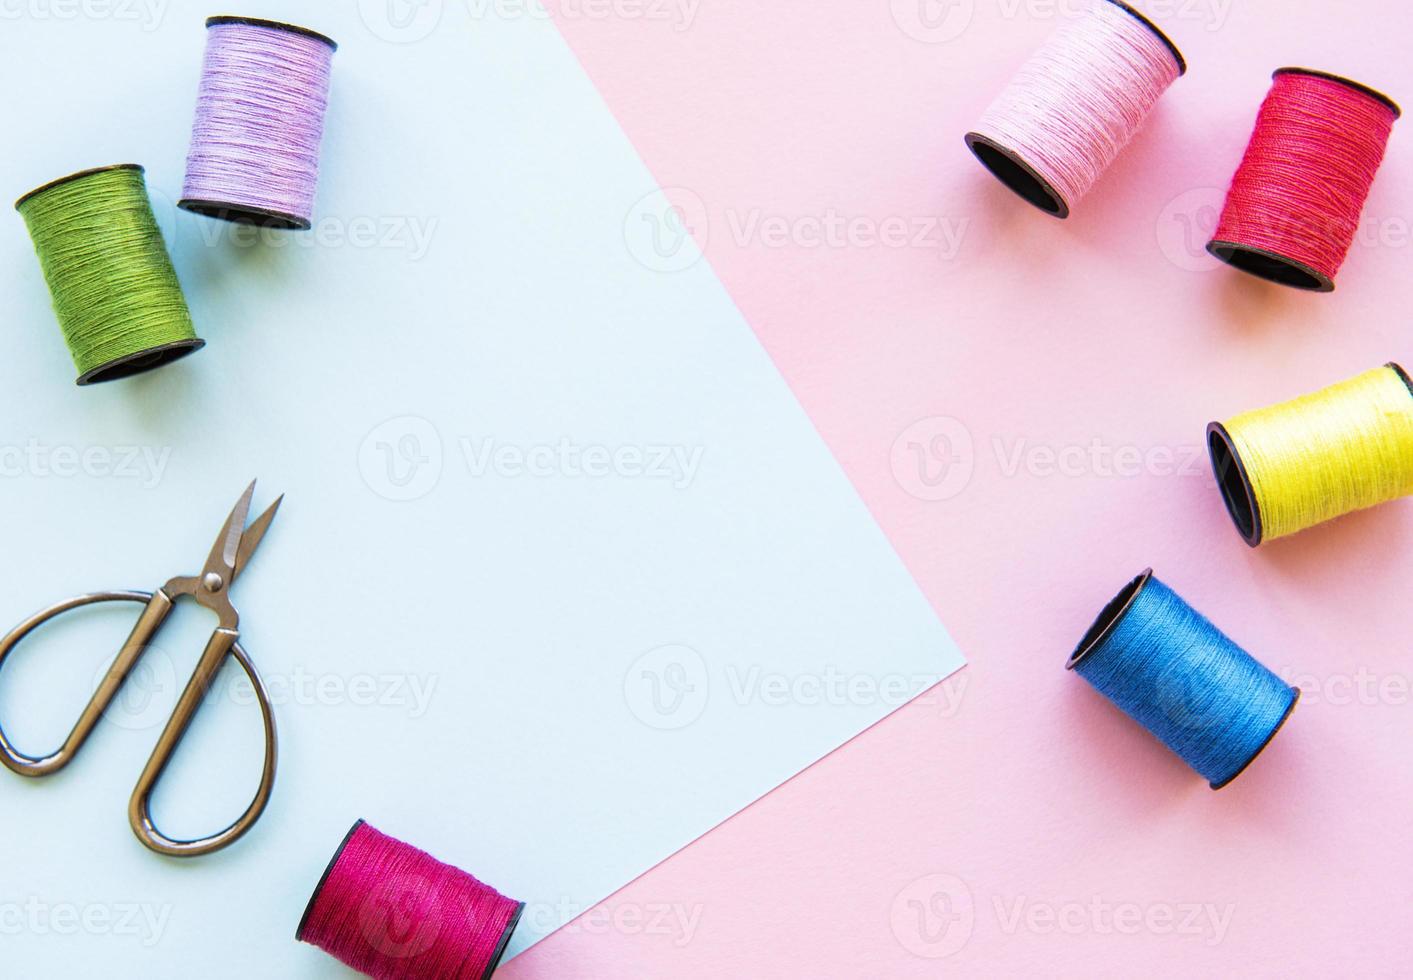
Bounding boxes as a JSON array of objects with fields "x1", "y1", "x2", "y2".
[{"x1": 16, "y1": 164, "x2": 204, "y2": 385}]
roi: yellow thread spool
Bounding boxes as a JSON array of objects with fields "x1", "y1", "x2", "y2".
[{"x1": 1208, "y1": 364, "x2": 1413, "y2": 546}]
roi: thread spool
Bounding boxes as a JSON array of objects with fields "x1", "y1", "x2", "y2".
[
  {"x1": 298, "y1": 820, "x2": 524, "y2": 980},
  {"x1": 1207, "y1": 69, "x2": 1401, "y2": 292},
  {"x1": 1067, "y1": 570, "x2": 1298, "y2": 789},
  {"x1": 179, "y1": 16, "x2": 337, "y2": 230},
  {"x1": 964, "y1": 0, "x2": 1185, "y2": 219},
  {"x1": 1208, "y1": 364, "x2": 1413, "y2": 547},
  {"x1": 15, "y1": 164, "x2": 204, "y2": 385}
]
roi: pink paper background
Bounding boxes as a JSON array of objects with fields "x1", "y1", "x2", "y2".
[{"x1": 509, "y1": 0, "x2": 1413, "y2": 974}]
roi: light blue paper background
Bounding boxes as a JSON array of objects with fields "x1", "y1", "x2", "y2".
[{"x1": 0, "y1": 3, "x2": 964, "y2": 975}]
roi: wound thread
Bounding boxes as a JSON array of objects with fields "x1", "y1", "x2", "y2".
[
  {"x1": 298, "y1": 820, "x2": 524, "y2": 980},
  {"x1": 15, "y1": 164, "x2": 204, "y2": 386},
  {"x1": 1208, "y1": 364, "x2": 1413, "y2": 546},
  {"x1": 965, "y1": 0, "x2": 1185, "y2": 218},
  {"x1": 1208, "y1": 69, "x2": 1400, "y2": 292},
  {"x1": 1068, "y1": 570, "x2": 1298, "y2": 789},
  {"x1": 180, "y1": 17, "x2": 337, "y2": 230}
]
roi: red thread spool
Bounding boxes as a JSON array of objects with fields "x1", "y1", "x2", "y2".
[
  {"x1": 1207, "y1": 68, "x2": 1401, "y2": 292},
  {"x1": 298, "y1": 820, "x2": 524, "y2": 980}
]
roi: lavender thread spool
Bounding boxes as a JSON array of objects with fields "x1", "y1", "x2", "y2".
[{"x1": 179, "y1": 16, "x2": 337, "y2": 230}]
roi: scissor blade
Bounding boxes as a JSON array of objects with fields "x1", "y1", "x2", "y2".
[
  {"x1": 233, "y1": 495, "x2": 282, "y2": 583},
  {"x1": 204, "y1": 480, "x2": 257, "y2": 576}
]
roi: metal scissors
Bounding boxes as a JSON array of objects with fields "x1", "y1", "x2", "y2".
[{"x1": 0, "y1": 481, "x2": 281, "y2": 857}]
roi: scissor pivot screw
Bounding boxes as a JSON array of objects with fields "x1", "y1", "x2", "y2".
[{"x1": 203, "y1": 573, "x2": 224, "y2": 592}]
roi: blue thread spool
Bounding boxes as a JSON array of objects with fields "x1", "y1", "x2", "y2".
[{"x1": 1066, "y1": 570, "x2": 1299, "y2": 789}]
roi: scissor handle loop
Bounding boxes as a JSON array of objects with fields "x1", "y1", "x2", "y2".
[
  {"x1": 129, "y1": 628, "x2": 278, "y2": 857},
  {"x1": 0, "y1": 590, "x2": 155, "y2": 775},
  {"x1": 0, "y1": 591, "x2": 277, "y2": 857}
]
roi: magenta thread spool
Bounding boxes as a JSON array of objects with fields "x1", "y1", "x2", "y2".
[
  {"x1": 298, "y1": 820, "x2": 524, "y2": 980},
  {"x1": 179, "y1": 16, "x2": 336, "y2": 230}
]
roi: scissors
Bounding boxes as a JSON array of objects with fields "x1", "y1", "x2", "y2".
[{"x1": 0, "y1": 481, "x2": 281, "y2": 857}]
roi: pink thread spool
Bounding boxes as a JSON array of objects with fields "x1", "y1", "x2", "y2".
[
  {"x1": 298, "y1": 820, "x2": 525, "y2": 980},
  {"x1": 180, "y1": 16, "x2": 337, "y2": 230},
  {"x1": 965, "y1": 0, "x2": 1185, "y2": 218}
]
